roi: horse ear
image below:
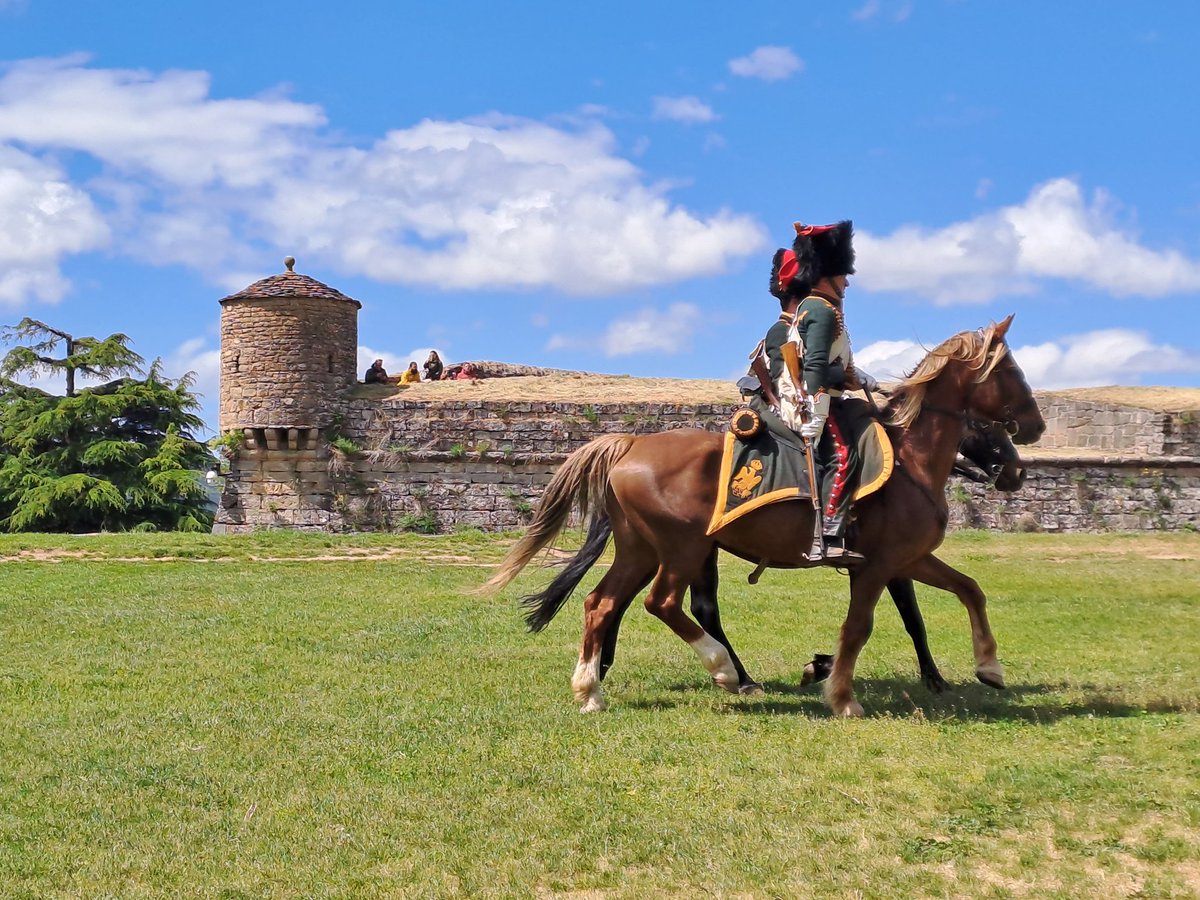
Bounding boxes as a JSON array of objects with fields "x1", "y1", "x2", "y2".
[{"x1": 994, "y1": 314, "x2": 1015, "y2": 341}]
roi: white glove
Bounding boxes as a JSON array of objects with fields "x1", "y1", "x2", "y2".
[
  {"x1": 858, "y1": 370, "x2": 881, "y2": 394},
  {"x1": 800, "y1": 392, "x2": 830, "y2": 440}
]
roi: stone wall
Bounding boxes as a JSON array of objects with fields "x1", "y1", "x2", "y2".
[
  {"x1": 213, "y1": 393, "x2": 1200, "y2": 535},
  {"x1": 949, "y1": 458, "x2": 1200, "y2": 533},
  {"x1": 1038, "y1": 396, "x2": 1200, "y2": 456}
]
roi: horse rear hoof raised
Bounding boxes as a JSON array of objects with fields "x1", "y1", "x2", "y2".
[{"x1": 975, "y1": 661, "x2": 1007, "y2": 690}]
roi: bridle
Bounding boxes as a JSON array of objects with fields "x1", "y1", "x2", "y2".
[
  {"x1": 894, "y1": 340, "x2": 1032, "y2": 517},
  {"x1": 919, "y1": 344, "x2": 1032, "y2": 438}
]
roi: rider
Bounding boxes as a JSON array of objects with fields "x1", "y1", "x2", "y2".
[
  {"x1": 744, "y1": 221, "x2": 880, "y2": 563},
  {"x1": 791, "y1": 220, "x2": 882, "y2": 562}
]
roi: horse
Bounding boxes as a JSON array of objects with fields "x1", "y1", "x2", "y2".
[
  {"x1": 508, "y1": 413, "x2": 1029, "y2": 700},
  {"x1": 482, "y1": 317, "x2": 1044, "y2": 716}
]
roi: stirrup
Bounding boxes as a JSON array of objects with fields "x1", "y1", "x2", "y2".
[{"x1": 806, "y1": 540, "x2": 864, "y2": 565}]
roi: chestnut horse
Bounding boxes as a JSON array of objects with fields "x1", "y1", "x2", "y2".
[
  {"x1": 509, "y1": 413, "x2": 1029, "y2": 700},
  {"x1": 483, "y1": 317, "x2": 1044, "y2": 716}
]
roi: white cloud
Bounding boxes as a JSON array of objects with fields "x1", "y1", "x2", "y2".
[
  {"x1": 0, "y1": 146, "x2": 109, "y2": 304},
  {"x1": 0, "y1": 55, "x2": 325, "y2": 187},
  {"x1": 164, "y1": 336, "x2": 220, "y2": 400},
  {"x1": 1012, "y1": 329, "x2": 1200, "y2": 389},
  {"x1": 856, "y1": 177, "x2": 1200, "y2": 304},
  {"x1": 600, "y1": 302, "x2": 700, "y2": 356},
  {"x1": 163, "y1": 336, "x2": 221, "y2": 435},
  {"x1": 0, "y1": 57, "x2": 765, "y2": 305},
  {"x1": 651, "y1": 96, "x2": 718, "y2": 124},
  {"x1": 857, "y1": 328, "x2": 1200, "y2": 390},
  {"x1": 854, "y1": 338, "x2": 928, "y2": 383},
  {"x1": 728, "y1": 46, "x2": 803, "y2": 82},
  {"x1": 852, "y1": 0, "x2": 913, "y2": 22},
  {"x1": 852, "y1": 0, "x2": 882, "y2": 19}
]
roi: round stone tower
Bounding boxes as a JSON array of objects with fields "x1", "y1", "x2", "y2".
[{"x1": 219, "y1": 257, "x2": 361, "y2": 432}]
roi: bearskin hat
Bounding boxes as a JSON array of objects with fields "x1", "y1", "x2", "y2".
[{"x1": 791, "y1": 220, "x2": 855, "y2": 286}]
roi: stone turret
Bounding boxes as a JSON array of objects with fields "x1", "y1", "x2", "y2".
[
  {"x1": 213, "y1": 259, "x2": 362, "y2": 534},
  {"x1": 219, "y1": 257, "x2": 360, "y2": 432}
]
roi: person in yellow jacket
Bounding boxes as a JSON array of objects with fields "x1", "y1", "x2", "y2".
[{"x1": 399, "y1": 361, "x2": 422, "y2": 384}]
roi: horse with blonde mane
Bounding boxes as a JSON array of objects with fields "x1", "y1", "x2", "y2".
[{"x1": 481, "y1": 317, "x2": 1044, "y2": 717}]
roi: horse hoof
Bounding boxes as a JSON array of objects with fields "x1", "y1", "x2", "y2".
[
  {"x1": 579, "y1": 695, "x2": 607, "y2": 713},
  {"x1": 924, "y1": 673, "x2": 948, "y2": 694},
  {"x1": 975, "y1": 663, "x2": 1006, "y2": 690},
  {"x1": 738, "y1": 681, "x2": 765, "y2": 696},
  {"x1": 801, "y1": 654, "x2": 834, "y2": 686},
  {"x1": 713, "y1": 675, "x2": 742, "y2": 695},
  {"x1": 837, "y1": 700, "x2": 865, "y2": 718}
]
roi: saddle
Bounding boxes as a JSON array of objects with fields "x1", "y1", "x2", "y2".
[{"x1": 706, "y1": 398, "x2": 893, "y2": 535}]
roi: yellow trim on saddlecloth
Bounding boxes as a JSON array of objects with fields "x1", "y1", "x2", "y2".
[
  {"x1": 706, "y1": 431, "x2": 803, "y2": 536},
  {"x1": 708, "y1": 417, "x2": 894, "y2": 536},
  {"x1": 853, "y1": 419, "x2": 894, "y2": 501}
]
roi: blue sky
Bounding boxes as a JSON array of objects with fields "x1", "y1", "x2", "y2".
[{"x1": 2, "y1": 1, "x2": 1199, "y2": 433}]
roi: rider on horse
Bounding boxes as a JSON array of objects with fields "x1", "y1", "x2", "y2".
[{"x1": 747, "y1": 220, "x2": 880, "y2": 564}]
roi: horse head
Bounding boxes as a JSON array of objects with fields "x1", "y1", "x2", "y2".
[
  {"x1": 888, "y1": 315, "x2": 1046, "y2": 447},
  {"x1": 965, "y1": 315, "x2": 1045, "y2": 446},
  {"x1": 957, "y1": 419, "x2": 1026, "y2": 491}
]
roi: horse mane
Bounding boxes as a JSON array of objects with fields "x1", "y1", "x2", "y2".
[{"x1": 885, "y1": 322, "x2": 1009, "y2": 429}]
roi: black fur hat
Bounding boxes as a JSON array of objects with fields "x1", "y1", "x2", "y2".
[{"x1": 792, "y1": 220, "x2": 855, "y2": 286}]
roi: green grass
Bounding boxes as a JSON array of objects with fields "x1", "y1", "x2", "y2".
[{"x1": 1, "y1": 530, "x2": 1198, "y2": 897}]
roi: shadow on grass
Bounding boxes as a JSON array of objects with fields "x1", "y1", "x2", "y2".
[{"x1": 642, "y1": 675, "x2": 1196, "y2": 723}]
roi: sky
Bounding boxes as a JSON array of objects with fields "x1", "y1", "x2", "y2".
[{"x1": 2, "y1": 1, "x2": 1199, "y2": 434}]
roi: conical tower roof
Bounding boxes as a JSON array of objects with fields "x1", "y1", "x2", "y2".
[{"x1": 220, "y1": 258, "x2": 361, "y2": 308}]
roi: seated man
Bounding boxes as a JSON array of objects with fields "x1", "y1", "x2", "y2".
[
  {"x1": 399, "y1": 361, "x2": 422, "y2": 384},
  {"x1": 364, "y1": 359, "x2": 390, "y2": 384}
]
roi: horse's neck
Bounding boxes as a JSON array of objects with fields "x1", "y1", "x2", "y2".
[{"x1": 898, "y1": 378, "x2": 967, "y2": 494}]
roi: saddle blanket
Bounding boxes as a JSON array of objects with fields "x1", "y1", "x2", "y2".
[{"x1": 706, "y1": 398, "x2": 894, "y2": 535}]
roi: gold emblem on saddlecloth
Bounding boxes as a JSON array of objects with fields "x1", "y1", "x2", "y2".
[{"x1": 731, "y1": 459, "x2": 764, "y2": 499}]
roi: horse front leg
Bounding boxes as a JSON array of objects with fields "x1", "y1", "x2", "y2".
[
  {"x1": 905, "y1": 554, "x2": 1004, "y2": 689},
  {"x1": 802, "y1": 578, "x2": 947, "y2": 694},
  {"x1": 825, "y1": 567, "x2": 887, "y2": 717}
]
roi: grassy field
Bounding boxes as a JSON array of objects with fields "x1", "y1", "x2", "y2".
[{"x1": 1, "y1": 530, "x2": 1198, "y2": 898}]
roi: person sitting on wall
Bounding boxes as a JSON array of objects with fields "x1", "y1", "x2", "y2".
[
  {"x1": 453, "y1": 362, "x2": 479, "y2": 380},
  {"x1": 400, "y1": 361, "x2": 422, "y2": 384},
  {"x1": 424, "y1": 350, "x2": 444, "y2": 382},
  {"x1": 364, "y1": 359, "x2": 392, "y2": 384}
]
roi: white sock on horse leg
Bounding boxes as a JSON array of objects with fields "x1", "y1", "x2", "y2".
[
  {"x1": 571, "y1": 653, "x2": 606, "y2": 712},
  {"x1": 689, "y1": 633, "x2": 739, "y2": 690}
]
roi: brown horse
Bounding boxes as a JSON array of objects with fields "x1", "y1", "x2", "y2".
[
  {"x1": 512, "y1": 411, "x2": 1029, "y2": 701},
  {"x1": 483, "y1": 317, "x2": 1044, "y2": 716}
]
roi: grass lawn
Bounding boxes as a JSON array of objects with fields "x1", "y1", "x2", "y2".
[{"x1": 1, "y1": 530, "x2": 1198, "y2": 898}]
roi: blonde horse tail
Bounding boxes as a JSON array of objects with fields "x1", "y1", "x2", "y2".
[{"x1": 477, "y1": 434, "x2": 636, "y2": 595}]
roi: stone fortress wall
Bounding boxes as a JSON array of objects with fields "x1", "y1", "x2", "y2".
[{"x1": 212, "y1": 266, "x2": 1200, "y2": 535}]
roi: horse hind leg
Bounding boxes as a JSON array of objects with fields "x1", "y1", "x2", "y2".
[
  {"x1": 643, "y1": 558, "x2": 740, "y2": 693},
  {"x1": 572, "y1": 555, "x2": 655, "y2": 713}
]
